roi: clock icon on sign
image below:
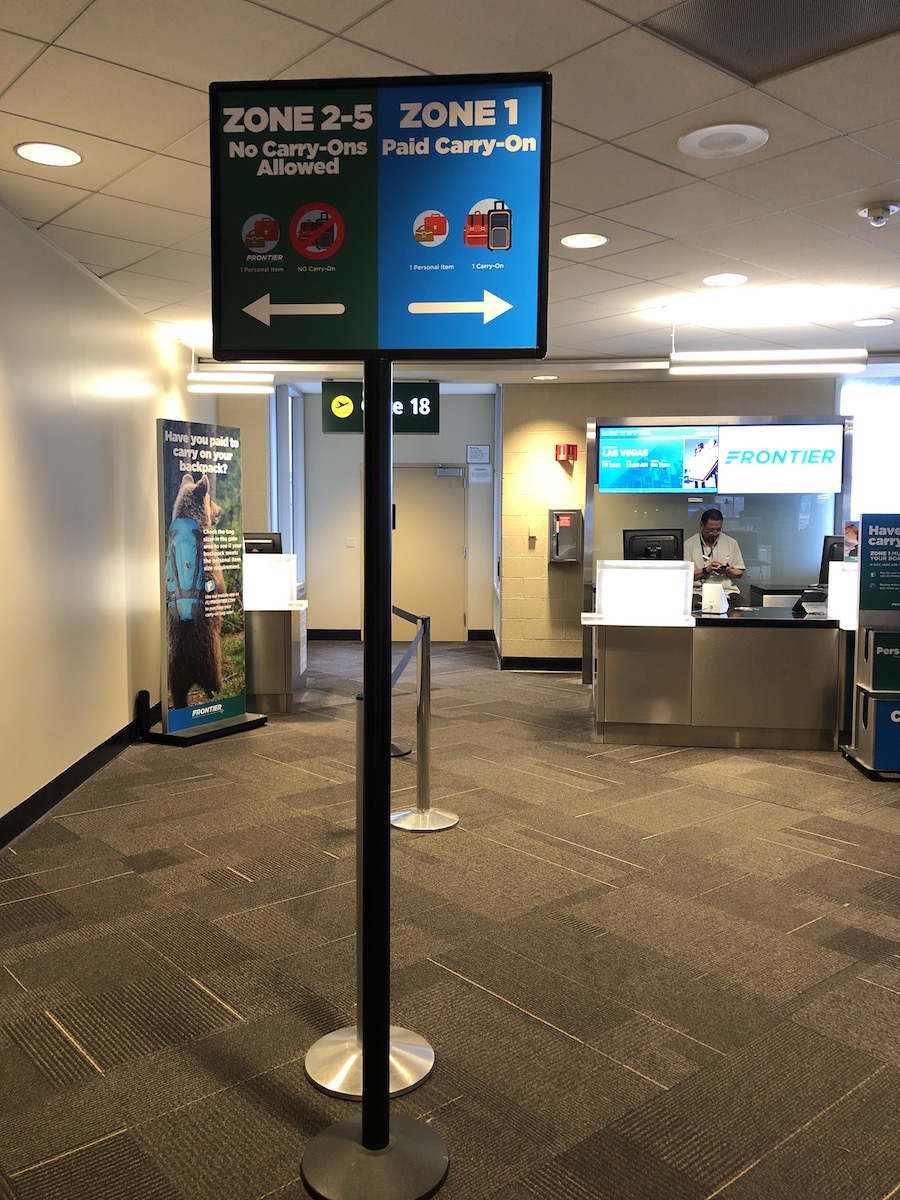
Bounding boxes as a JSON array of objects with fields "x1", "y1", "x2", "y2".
[{"x1": 331, "y1": 394, "x2": 354, "y2": 418}]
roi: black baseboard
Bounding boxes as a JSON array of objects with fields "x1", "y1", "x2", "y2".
[
  {"x1": 1, "y1": 721, "x2": 137, "y2": 850},
  {"x1": 308, "y1": 629, "x2": 362, "y2": 641},
  {"x1": 500, "y1": 656, "x2": 581, "y2": 672},
  {"x1": 467, "y1": 629, "x2": 494, "y2": 641}
]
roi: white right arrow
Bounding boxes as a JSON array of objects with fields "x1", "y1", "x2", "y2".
[
  {"x1": 407, "y1": 289, "x2": 513, "y2": 324},
  {"x1": 243, "y1": 293, "x2": 346, "y2": 326}
]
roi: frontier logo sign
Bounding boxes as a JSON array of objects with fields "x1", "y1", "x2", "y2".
[{"x1": 716, "y1": 424, "x2": 843, "y2": 494}]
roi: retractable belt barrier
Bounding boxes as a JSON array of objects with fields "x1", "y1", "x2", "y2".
[{"x1": 390, "y1": 606, "x2": 459, "y2": 831}]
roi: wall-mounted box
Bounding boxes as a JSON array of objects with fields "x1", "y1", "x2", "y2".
[{"x1": 549, "y1": 509, "x2": 583, "y2": 563}]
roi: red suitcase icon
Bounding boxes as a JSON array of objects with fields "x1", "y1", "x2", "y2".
[{"x1": 463, "y1": 211, "x2": 488, "y2": 247}]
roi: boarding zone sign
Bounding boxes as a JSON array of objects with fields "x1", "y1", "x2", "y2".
[
  {"x1": 859, "y1": 513, "x2": 900, "y2": 612},
  {"x1": 210, "y1": 73, "x2": 550, "y2": 359}
]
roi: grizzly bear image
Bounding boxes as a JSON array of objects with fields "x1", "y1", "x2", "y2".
[{"x1": 166, "y1": 473, "x2": 225, "y2": 709}]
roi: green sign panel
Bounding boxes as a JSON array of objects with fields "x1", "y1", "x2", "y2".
[
  {"x1": 871, "y1": 632, "x2": 900, "y2": 690},
  {"x1": 322, "y1": 381, "x2": 440, "y2": 433},
  {"x1": 209, "y1": 73, "x2": 550, "y2": 360}
]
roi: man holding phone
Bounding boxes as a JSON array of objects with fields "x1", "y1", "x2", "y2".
[{"x1": 685, "y1": 508, "x2": 745, "y2": 605}]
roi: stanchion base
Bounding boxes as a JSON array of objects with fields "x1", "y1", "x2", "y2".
[
  {"x1": 391, "y1": 808, "x2": 459, "y2": 831},
  {"x1": 305, "y1": 1025, "x2": 435, "y2": 1099},
  {"x1": 302, "y1": 1114, "x2": 449, "y2": 1200},
  {"x1": 391, "y1": 739, "x2": 413, "y2": 757}
]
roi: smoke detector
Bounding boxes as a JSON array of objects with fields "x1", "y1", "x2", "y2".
[{"x1": 857, "y1": 203, "x2": 900, "y2": 228}]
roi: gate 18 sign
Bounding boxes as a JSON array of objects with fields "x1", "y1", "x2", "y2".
[{"x1": 210, "y1": 72, "x2": 550, "y2": 361}]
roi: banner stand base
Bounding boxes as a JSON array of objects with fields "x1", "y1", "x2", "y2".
[{"x1": 143, "y1": 712, "x2": 267, "y2": 747}]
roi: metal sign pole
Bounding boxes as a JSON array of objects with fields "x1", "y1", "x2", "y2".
[{"x1": 301, "y1": 358, "x2": 449, "y2": 1200}]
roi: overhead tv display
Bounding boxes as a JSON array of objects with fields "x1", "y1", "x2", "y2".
[
  {"x1": 597, "y1": 425, "x2": 719, "y2": 493},
  {"x1": 716, "y1": 424, "x2": 843, "y2": 494}
]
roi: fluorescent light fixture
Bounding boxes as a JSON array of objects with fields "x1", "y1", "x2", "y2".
[
  {"x1": 15, "y1": 141, "x2": 82, "y2": 166},
  {"x1": 702, "y1": 272, "x2": 748, "y2": 287},
  {"x1": 187, "y1": 382, "x2": 274, "y2": 394},
  {"x1": 560, "y1": 232, "x2": 609, "y2": 249},
  {"x1": 532, "y1": 374, "x2": 558, "y2": 381},
  {"x1": 854, "y1": 317, "x2": 894, "y2": 327},
  {"x1": 669, "y1": 348, "x2": 868, "y2": 376},
  {"x1": 647, "y1": 284, "x2": 898, "y2": 329},
  {"x1": 187, "y1": 370, "x2": 274, "y2": 384}
]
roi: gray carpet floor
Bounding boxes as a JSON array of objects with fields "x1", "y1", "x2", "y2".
[{"x1": 1, "y1": 641, "x2": 899, "y2": 1200}]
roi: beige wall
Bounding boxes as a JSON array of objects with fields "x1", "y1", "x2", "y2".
[
  {"x1": 500, "y1": 377, "x2": 836, "y2": 661},
  {"x1": 0, "y1": 204, "x2": 209, "y2": 814}
]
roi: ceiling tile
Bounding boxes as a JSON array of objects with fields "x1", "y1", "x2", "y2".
[
  {"x1": 0, "y1": 29, "x2": 42, "y2": 88},
  {"x1": 601, "y1": 180, "x2": 774, "y2": 238},
  {"x1": 0, "y1": 0, "x2": 96, "y2": 41},
  {"x1": 162, "y1": 124, "x2": 210, "y2": 166},
  {"x1": 0, "y1": 47, "x2": 207, "y2": 150},
  {"x1": 125, "y1": 248, "x2": 211, "y2": 285},
  {"x1": 598, "y1": 239, "x2": 735, "y2": 281},
  {"x1": 552, "y1": 27, "x2": 742, "y2": 141},
  {"x1": 146, "y1": 297, "x2": 213, "y2": 324},
  {"x1": 716, "y1": 137, "x2": 900, "y2": 208},
  {"x1": 0, "y1": 167, "x2": 89, "y2": 222},
  {"x1": 762, "y1": 32, "x2": 900, "y2": 134},
  {"x1": 548, "y1": 262, "x2": 643, "y2": 297},
  {"x1": 39, "y1": 225, "x2": 158, "y2": 269},
  {"x1": 102, "y1": 269, "x2": 202, "y2": 303},
  {"x1": 101, "y1": 156, "x2": 209, "y2": 217},
  {"x1": 851, "y1": 119, "x2": 900, "y2": 165},
  {"x1": 261, "y1": 0, "x2": 392, "y2": 33},
  {"x1": 551, "y1": 143, "x2": 691, "y2": 213},
  {"x1": 58, "y1": 0, "x2": 330, "y2": 90},
  {"x1": 792, "y1": 188, "x2": 900, "y2": 239},
  {"x1": 615, "y1": 91, "x2": 837, "y2": 176},
  {"x1": 344, "y1": 0, "x2": 626, "y2": 74},
  {"x1": 684, "y1": 211, "x2": 841, "y2": 258},
  {"x1": 275, "y1": 38, "x2": 426, "y2": 81},
  {"x1": 550, "y1": 123, "x2": 601, "y2": 163},
  {"x1": 48, "y1": 192, "x2": 208, "y2": 244}
]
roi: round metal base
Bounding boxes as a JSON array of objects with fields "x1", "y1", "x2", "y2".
[
  {"x1": 391, "y1": 739, "x2": 412, "y2": 757},
  {"x1": 305, "y1": 1025, "x2": 435, "y2": 1099},
  {"x1": 391, "y1": 808, "x2": 459, "y2": 831},
  {"x1": 301, "y1": 1114, "x2": 449, "y2": 1200}
]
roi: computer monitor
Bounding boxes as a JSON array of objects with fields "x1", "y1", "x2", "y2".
[
  {"x1": 244, "y1": 531, "x2": 283, "y2": 554},
  {"x1": 817, "y1": 534, "x2": 844, "y2": 585},
  {"x1": 622, "y1": 528, "x2": 684, "y2": 561}
]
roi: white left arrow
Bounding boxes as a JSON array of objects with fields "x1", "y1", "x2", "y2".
[
  {"x1": 407, "y1": 289, "x2": 513, "y2": 324},
  {"x1": 243, "y1": 293, "x2": 346, "y2": 326}
]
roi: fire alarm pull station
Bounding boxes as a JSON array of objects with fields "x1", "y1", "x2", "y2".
[{"x1": 549, "y1": 509, "x2": 583, "y2": 563}]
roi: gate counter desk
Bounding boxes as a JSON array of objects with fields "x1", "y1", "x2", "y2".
[{"x1": 582, "y1": 607, "x2": 845, "y2": 751}]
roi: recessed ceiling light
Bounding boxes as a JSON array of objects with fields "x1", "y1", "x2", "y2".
[
  {"x1": 15, "y1": 141, "x2": 82, "y2": 167},
  {"x1": 677, "y1": 124, "x2": 768, "y2": 159},
  {"x1": 532, "y1": 374, "x2": 558, "y2": 381},
  {"x1": 854, "y1": 317, "x2": 894, "y2": 327},
  {"x1": 560, "y1": 232, "x2": 609, "y2": 249},
  {"x1": 702, "y1": 272, "x2": 748, "y2": 287}
]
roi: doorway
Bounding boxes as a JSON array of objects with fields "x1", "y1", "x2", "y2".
[{"x1": 392, "y1": 466, "x2": 466, "y2": 641}]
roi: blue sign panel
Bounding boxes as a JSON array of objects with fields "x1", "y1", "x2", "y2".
[{"x1": 210, "y1": 73, "x2": 550, "y2": 361}]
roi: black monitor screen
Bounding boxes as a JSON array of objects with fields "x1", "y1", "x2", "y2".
[
  {"x1": 623, "y1": 528, "x2": 684, "y2": 561},
  {"x1": 244, "y1": 532, "x2": 283, "y2": 554},
  {"x1": 818, "y1": 534, "x2": 844, "y2": 585}
]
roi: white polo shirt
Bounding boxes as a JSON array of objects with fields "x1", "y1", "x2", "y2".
[{"x1": 685, "y1": 530, "x2": 745, "y2": 595}]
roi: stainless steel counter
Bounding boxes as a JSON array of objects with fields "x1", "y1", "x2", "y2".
[{"x1": 590, "y1": 608, "x2": 843, "y2": 750}]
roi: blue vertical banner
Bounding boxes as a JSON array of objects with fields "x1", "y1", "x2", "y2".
[
  {"x1": 209, "y1": 72, "x2": 550, "y2": 359},
  {"x1": 158, "y1": 420, "x2": 246, "y2": 733}
]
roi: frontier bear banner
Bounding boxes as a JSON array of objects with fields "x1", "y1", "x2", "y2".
[{"x1": 158, "y1": 420, "x2": 246, "y2": 733}]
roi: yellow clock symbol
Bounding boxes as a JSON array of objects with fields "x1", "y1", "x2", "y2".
[{"x1": 331, "y1": 394, "x2": 354, "y2": 418}]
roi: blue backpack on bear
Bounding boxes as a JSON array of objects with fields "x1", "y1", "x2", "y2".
[{"x1": 166, "y1": 517, "x2": 213, "y2": 620}]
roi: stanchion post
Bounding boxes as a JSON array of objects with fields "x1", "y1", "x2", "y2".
[{"x1": 301, "y1": 357, "x2": 449, "y2": 1200}]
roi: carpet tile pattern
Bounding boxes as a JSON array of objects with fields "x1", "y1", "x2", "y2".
[{"x1": 0, "y1": 642, "x2": 898, "y2": 1199}]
